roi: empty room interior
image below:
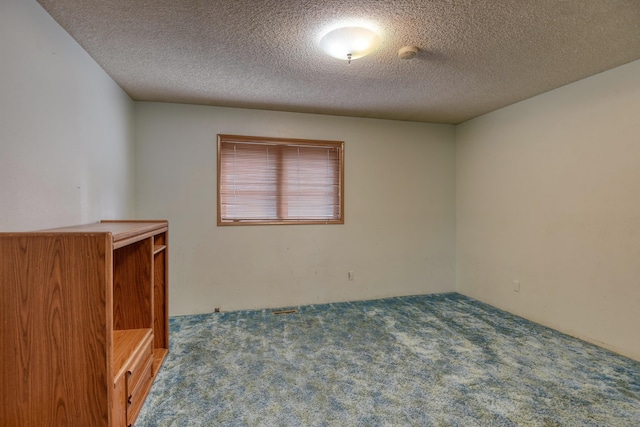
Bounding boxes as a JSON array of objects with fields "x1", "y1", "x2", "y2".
[{"x1": 2, "y1": 0, "x2": 639, "y2": 426}]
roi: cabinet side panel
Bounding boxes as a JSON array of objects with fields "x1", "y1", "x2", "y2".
[
  {"x1": 112, "y1": 374, "x2": 127, "y2": 427},
  {"x1": 0, "y1": 235, "x2": 110, "y2": 427},
  {"x1": 153, "y1": 248, "x2": 168, "y2": 349}
]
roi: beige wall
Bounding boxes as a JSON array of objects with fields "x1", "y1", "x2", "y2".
[
  {"x1": 135, "y1": 103, "x2": 456, "y2": 315},
  {"x1": 0, "y1": 0, "x2": 135, "y2": 231},
  {"x1": 456, "y1": 59, "x2": 640, "y2": 360}
]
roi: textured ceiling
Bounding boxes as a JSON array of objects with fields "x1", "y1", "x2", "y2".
[{"x1": 37, "y1": 0, "x2": 640, "y2": 124}]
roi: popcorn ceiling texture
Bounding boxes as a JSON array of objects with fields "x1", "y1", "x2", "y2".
[{"x1": 37, "y1": 0, "x2": 640, "y2": 124}]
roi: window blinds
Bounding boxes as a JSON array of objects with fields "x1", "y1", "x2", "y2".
[{"x1": 218, "y1": 135, "x2": 344, "y2": 225}]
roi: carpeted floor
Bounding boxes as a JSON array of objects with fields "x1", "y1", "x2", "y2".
[{"x1": 136, "y1": 293, "x2": 640, "y2": 426}]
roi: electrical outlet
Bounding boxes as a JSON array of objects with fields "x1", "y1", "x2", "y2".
[
  {"x1": 513, "y1": 280, "x2": 520, "y2": 292},
  {"x1": 348, "y1": 271, "x2": 354, "y2": 281}
]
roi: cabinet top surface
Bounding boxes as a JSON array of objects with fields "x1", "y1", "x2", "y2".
[{"x1": 15, "y1": 220, "x2": 169, "y2": 242}]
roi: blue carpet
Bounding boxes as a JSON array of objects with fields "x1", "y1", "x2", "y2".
[{"x1": 136, "y1": 293, "x2": 640, "y2": 426}]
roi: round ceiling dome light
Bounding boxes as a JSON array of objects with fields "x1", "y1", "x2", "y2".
[{"x1": 319, "y1": 26, "x2": 381, "y2": 64}]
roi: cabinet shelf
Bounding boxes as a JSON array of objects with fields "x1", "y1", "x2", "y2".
[{"x1": 113, "y1": 329, "x2": 153, "y2": 381}]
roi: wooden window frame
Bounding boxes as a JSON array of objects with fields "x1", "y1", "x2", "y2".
[{"x1": 217, "y1": 134, "x2": 344, "y2": 226}]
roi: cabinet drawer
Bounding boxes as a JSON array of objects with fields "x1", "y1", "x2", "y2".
[
  {"x1": 126, "y1": 333, "x2": 153, "y2": 395},
  {"x1": 127, "y1": 355, "x2": 153, "y2": 426}
]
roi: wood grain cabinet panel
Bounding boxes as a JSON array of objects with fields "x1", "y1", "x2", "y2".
[{"x1": 0, "y1": 220, "x2": 169, "y2": 427}]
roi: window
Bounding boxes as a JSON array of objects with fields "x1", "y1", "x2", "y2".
[{"x1": 217, "y1": 134, "x2": 344, "y2": 225}]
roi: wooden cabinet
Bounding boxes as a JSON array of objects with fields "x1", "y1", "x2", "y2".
[{"x1": 0, "y1": 220, "x2": 169, "y2": 427}]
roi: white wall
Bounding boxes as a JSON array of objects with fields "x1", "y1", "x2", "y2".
[
  {"x1": 456, "y1": 59, "x2": 640, "y2": 360},
  {"x1": 135, "y1": 103, "x2": 456, "y2": 315},
  {"x1": 0, "y1": 0, "x2": 135, "y2": 231}
]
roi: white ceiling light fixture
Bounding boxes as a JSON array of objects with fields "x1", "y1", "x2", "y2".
[{"x1": 319, "y1": 26, "x2": 381, "y2": 64}]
